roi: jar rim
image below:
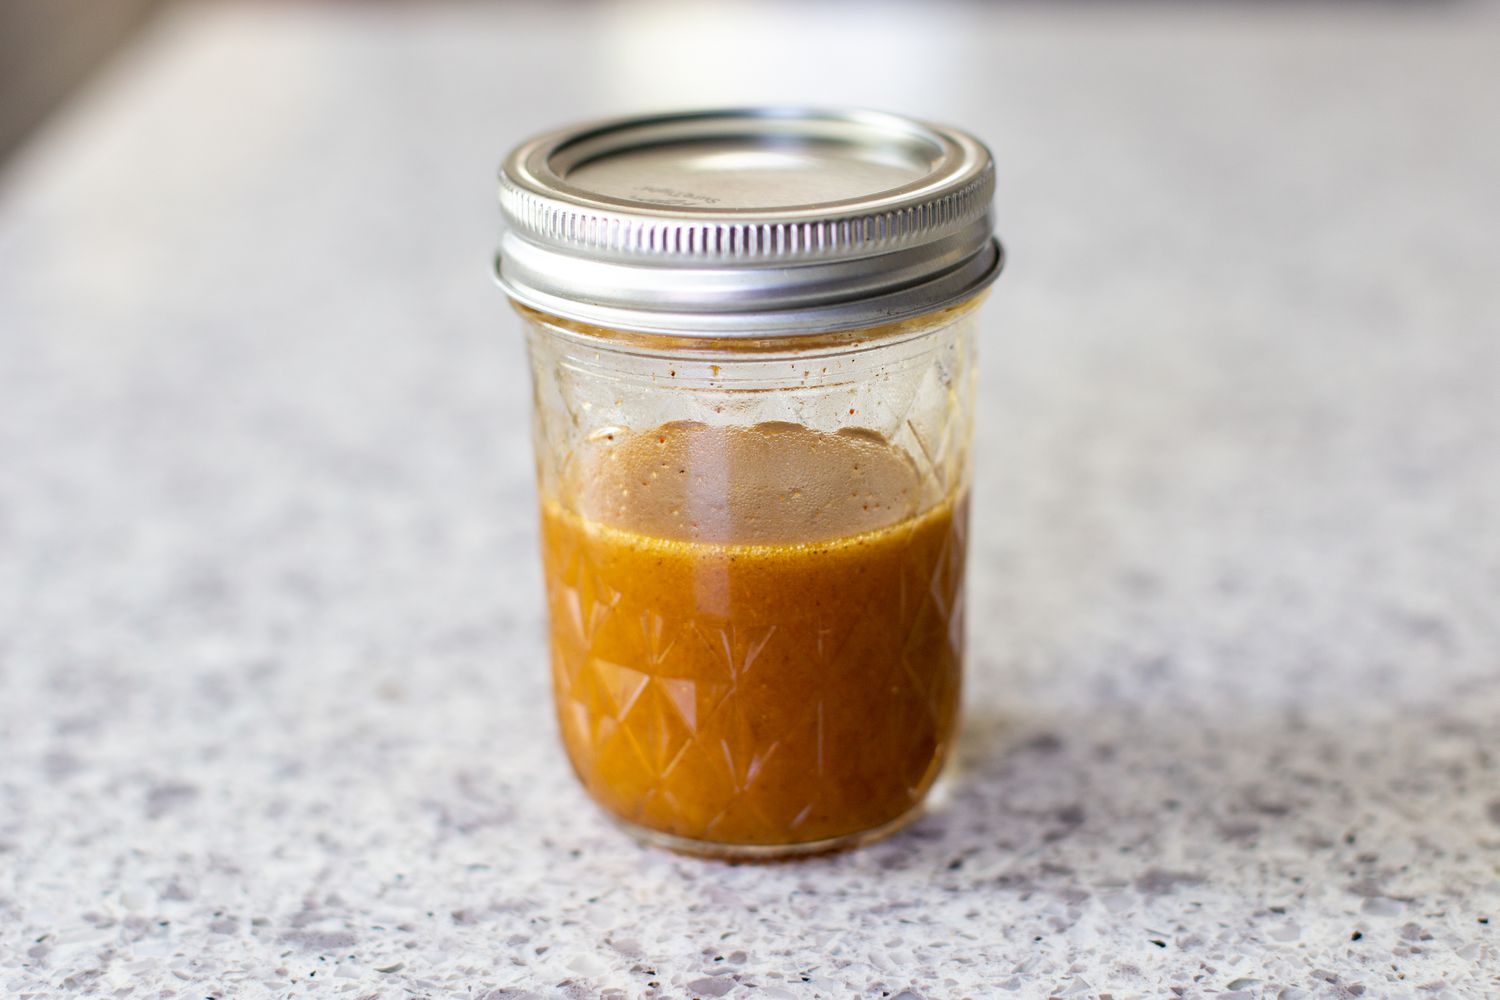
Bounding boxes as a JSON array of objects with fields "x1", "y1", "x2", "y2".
[{"x1": 513, "y1": 289, "x2": 990, "y2": 362}]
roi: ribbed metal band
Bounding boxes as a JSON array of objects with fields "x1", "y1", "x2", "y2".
[
  {"x1": 495, "y1": 107, "x2": 1002, "y2": 335},
  {"x1": 498, "y1": 165, "x2": 993, "y2": 263}
]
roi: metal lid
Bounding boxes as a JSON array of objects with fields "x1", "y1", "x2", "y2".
[{"x1": 496, "y1": 107, "x2": 1002, "y2": 336}]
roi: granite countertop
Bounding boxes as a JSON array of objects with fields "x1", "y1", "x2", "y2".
[{"x1": 2, "y1": 2, "x2": 1498, "y2": 997}]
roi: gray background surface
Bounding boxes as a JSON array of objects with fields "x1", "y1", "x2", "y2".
[{"x1": 1, "y1": 2, "x2": 1498, "y2": 997}]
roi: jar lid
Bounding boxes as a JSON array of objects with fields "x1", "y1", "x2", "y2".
[{"x1": 496, "y1": 107, "x2": 1003, "y2": 336}]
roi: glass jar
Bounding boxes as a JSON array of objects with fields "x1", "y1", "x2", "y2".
[{"x1": 496, "y1": 108, "x2": 1003, "y2": 858}]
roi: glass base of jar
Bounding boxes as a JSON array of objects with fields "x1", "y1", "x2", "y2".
[
  {"x1": 609, "y1": 809, "x2": 918, "y2": 861},
  {"x1": 606, "y1": 775, "x2": 951, "y2": 861}
]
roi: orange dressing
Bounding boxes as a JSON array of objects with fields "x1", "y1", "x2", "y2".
[{"x1": 540, "y1": 421, "x2": 966, "y2": 848}]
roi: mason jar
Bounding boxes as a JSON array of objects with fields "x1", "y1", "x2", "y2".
[{"x1": 495, "y1": 108, "x2": 1003, "y2": 858}]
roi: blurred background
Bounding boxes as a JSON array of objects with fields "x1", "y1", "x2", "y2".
[{"x1": 2, "y1": 0, "x2": 1499, "y2": 995}]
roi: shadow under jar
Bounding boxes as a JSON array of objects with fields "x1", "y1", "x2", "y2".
[{"x1": 496, "y1": 108, "x2": 1004, "y2": 859}]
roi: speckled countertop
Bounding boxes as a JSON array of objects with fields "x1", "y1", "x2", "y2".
[{"x1": 2, "y1": 2, "x2": 1499, "y2": 998}]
